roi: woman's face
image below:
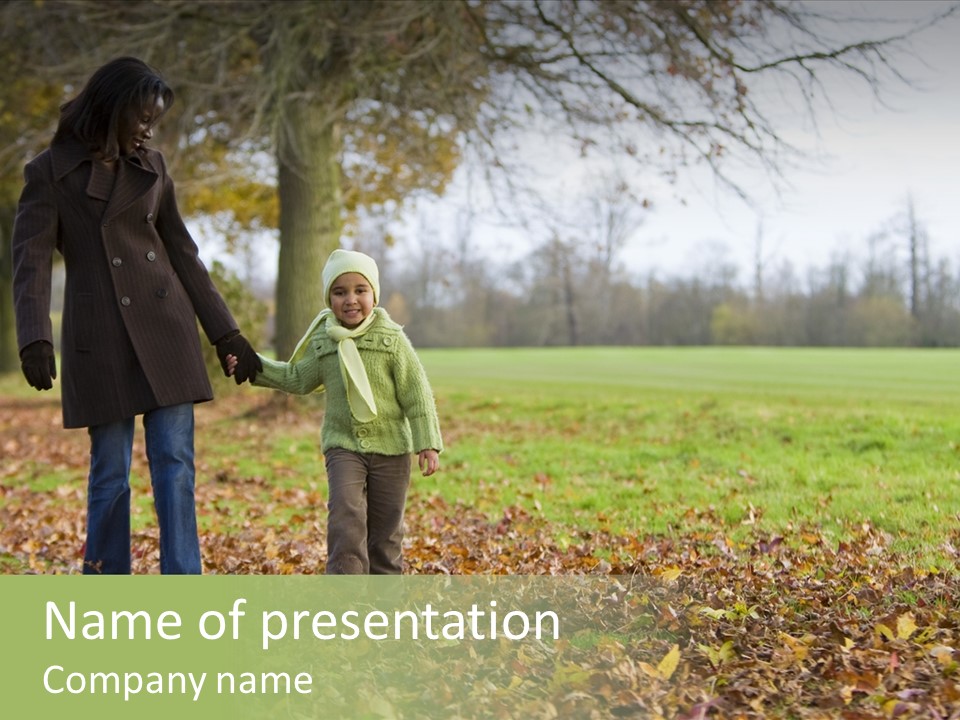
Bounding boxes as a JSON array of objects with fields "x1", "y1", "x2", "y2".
[{"x1": 117, "y1": 94, "x2": 165, "y2": 156}]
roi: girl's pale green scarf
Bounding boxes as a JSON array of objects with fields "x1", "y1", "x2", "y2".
[{"x1": 289, "y1": 308, "x2": 379, "y2": 422}]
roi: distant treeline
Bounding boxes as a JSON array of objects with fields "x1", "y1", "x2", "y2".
[{"x1": 376, "y1": 234, "x2": 960, "y2": 349}]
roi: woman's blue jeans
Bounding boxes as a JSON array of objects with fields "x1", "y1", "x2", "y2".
[{"x1": 84, "y1": 403, "x2": 201, "y2": 574}]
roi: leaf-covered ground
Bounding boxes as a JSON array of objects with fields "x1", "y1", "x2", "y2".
[{"x1": 1, "y1": 394, "x2": 958, "y2": 718}]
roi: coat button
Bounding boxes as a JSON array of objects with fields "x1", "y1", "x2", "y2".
[
  {"x1": 120, "y1": 296, "x2": 131, "y2": 307},
  {"x1": 146, "y1": 251, "x2": 156, "y2": 261},
  {"x1": 156, "y1": 288, "x2": 168, "y2": 299},
  {"x1": 112, "y1": 257, "x2": 122, "y2": 267},
  {"x1": 145, "y1": 213, "x2": 154, "y2": 222}
]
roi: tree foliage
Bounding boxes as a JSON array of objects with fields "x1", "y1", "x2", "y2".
[
  {"x1": 0, "y1": 0, "x2": 946, "y2": 360},
  {"x1": 461, "y1": 0, "x2": 935, "y2": 195}
]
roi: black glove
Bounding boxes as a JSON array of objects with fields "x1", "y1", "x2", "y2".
[
  {"x1": 215, "y1": 331, "x2": 262, "y2": 384},
  {"x1": 20, "y1": 340, "x2": 57, "y2": 391}
]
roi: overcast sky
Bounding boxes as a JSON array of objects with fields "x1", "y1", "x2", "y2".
[
  {"x1": 629, "y1": 0, "x2": 960, "y2": 280},
  {"x1": 398, "y1": 0, "x2": 960, "y2": 284},
  {"x1": 198, "y1": 1, "x2": 960, "y2": 289}
]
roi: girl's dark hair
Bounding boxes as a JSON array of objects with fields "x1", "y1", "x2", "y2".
[{"x1": 53, "y1": 56, "x2": 174, "y2": 159}]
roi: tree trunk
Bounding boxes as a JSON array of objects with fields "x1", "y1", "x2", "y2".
[
  {"x1": 907, "y1": 197, "x2": 920, "y2": 321},
  {"x1": 560, "y1": 249, "x2": 578, "y2": 346},
  {"x1": 274, "y1": 101, "x2": 342, "y2": 360},
  {"x1": 0, "y1": 208, "x2": 18, "y2": 372}
]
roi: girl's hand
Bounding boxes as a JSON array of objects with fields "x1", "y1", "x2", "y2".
[
  {"x1": 418, "y1": 449, "x2": 440, "y2": 477},
  {"x1": 225, "y1": 354, "x2": 239, "y2": 377}
]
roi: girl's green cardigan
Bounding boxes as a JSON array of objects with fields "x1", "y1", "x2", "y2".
[{"x1": 253, "y1": 308, "x2": 443, "y2": 456}]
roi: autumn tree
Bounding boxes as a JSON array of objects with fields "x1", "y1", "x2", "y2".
[
  {"x1": 1, "y1": 0, "x2": 946, "y2": 359},
  {"x1": 0, "y1": 0, "x2": 488, "y2": 358}
]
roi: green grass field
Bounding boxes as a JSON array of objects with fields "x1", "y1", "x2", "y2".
[
  {"x1": 3, "y1": 347, "x2": 957, "y2": 718},
  {"x1": 2, "y1": 347, "x2": 958, "y2": 568},
  {"x1": 415, "y1": 347, "x2": 960, "y2": 563}
]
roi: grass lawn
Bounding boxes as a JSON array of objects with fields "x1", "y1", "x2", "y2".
[
  {"x1": 1, "y1": 346, "x2": 958, "y2": 568},
  {"x1": 417, "y1": 347, "x2": 960, "y2": 564},
  {"x1": 3, "y1": 347, "x2": 957, "y2": 717}
]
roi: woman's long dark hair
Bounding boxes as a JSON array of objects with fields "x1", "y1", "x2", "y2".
[{"x1": 53, "y1": 56, "x2": 174, "y2": 160}]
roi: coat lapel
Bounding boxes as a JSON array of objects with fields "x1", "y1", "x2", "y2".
[
  {"x1": 51, "y1": 140, "x2": 159, "y2": 216},
  {"x1": 103, "y1": 155, "x2": 157, "y2": 222},
  {"x1": 51, "y1": 140, "x2": 91, "y2": 180},
  {"x1": 86, "y1": 161, "x2": 114, "y2": 201}
]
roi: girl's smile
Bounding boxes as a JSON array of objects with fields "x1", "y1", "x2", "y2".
[{"x1": 329, "y1": 272, "x2": 375, "y2": 329}]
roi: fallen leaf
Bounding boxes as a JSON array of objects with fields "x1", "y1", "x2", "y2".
[
  {"x1": 657, "y1": 644, "x2": 681, "y2": 680},
  {"x1": 896, "y1": 612, "x2": 918, "y2": 640}
]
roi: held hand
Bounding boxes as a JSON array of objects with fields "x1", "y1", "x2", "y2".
[
  {"x1": 418, "y1": 449, "x2": 440, "y2": 477},
  {"x1": 225, "y1": 354, "x2": 239, "y2": 377},
  {"x1": 216, "y1": 331, "x2": 262, "y2": 384},
  {"x1": 20, "y1": 341, "x2": 57, "y2": 391}
]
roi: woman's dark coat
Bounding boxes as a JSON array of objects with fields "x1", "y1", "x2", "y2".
[{"x1": 12, "y1": 139, "x2": 237, "y2": 428}]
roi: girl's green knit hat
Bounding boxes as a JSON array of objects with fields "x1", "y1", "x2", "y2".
[{"x1": 322, "y1": 249, "x2": 380, "y2": 307}]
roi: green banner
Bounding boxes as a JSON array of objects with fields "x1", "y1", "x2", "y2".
[{"x1": 2, "y1": 576, "x2": 644, "y2": 719}]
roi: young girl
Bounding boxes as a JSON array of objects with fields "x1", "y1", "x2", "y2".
[
  {"x1": 231, "y1": 249, "x2": 442, "y2": 574},
  {"x1": 11, "y1": 57, "x2": 260, "y2": 574}
]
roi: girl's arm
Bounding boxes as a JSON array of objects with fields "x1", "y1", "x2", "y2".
[
  {"x1": 232, "y1": 350, "x2": 323, "y2": 395},
  {"x1": 392, "y1": 332, "x2": 443, "y2": 457}
]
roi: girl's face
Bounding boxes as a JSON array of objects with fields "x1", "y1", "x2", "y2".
[
  {"x1": 329, "y1": 272, "x2": 375, "y2": 329},
  {"x1": 117, "y1": 94, "x2": 165, "y2": 156}
]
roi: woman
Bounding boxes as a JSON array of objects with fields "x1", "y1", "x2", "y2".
[{"x1": 11, "y1": 56, "x2": 260, "y2": 574}]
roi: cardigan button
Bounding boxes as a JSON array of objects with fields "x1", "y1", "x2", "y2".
[
  {"x1": 382, "y1": 337, "x2": 393, "y2": 346},
  {"x1": 359, "y1": 439, "x2": 371, "y2": 449}
]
